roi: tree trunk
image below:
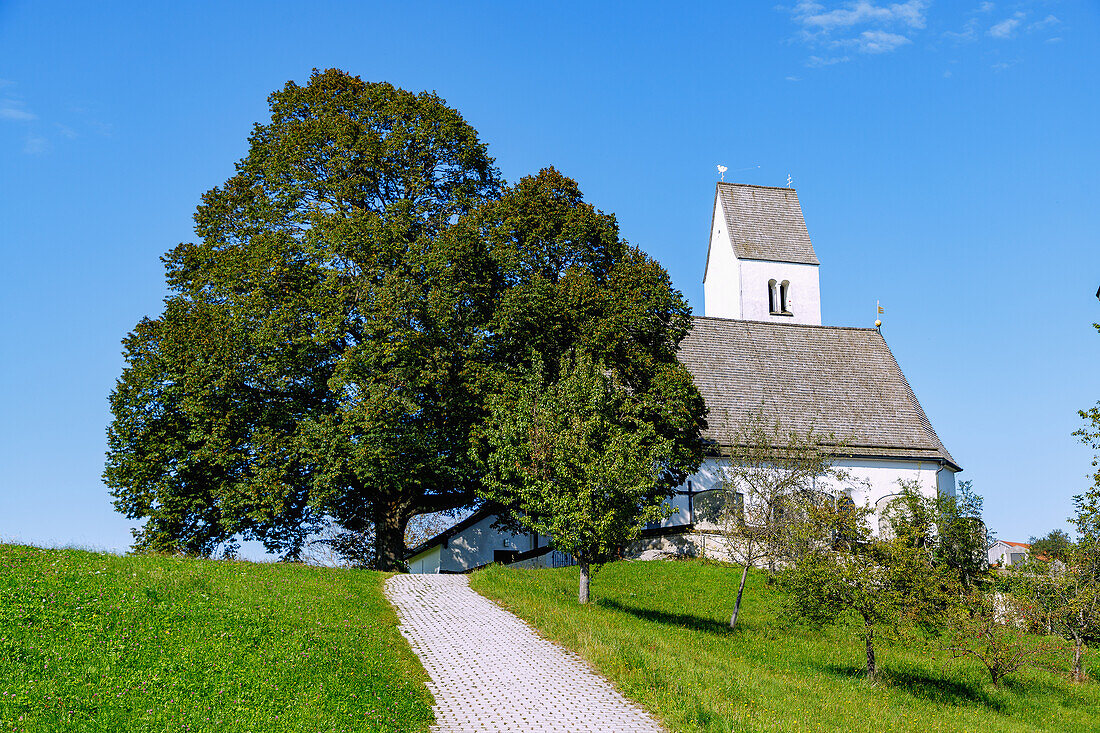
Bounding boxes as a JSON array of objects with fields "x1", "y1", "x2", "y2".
[
  {"x1": 579, "y1": 560, "x2": 590, "y2": 605},
  {"x1": 1073, "y1": 636, "x2": 1085, "y2": 683},
  {"x1": 864, "y1": 619, "x2": 876, "y2": 682},
  {"x1": 730, "y1": 563, "x2": 750, "y2": 629},
  {"x1": 374, "y1": 506, "x2": 409, "y2": 572}
]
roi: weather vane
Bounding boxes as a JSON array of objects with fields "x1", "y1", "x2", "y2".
[
  {"x1": 787, "y1": 173, "x2": 793, "y2": 187},
  {"x1": 717, "y1": 164, "x2": 727, "y2": 181}
]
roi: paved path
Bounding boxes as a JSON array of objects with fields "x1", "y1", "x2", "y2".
[{"x1": 385, "y1": 574, "x2": 667, "y2": 733}]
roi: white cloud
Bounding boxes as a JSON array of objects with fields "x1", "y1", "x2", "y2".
[
  {"x1": 55, "y1": 123, "x2": 77, "y2": 139},
  {"x1": 943, "y1": 70, "x2": 953, "y2": 77},
  {"x1": 0, "y1": 98, "x2": 36, "y2": 121},
  {"x1": 786, "y1": 75, "x2": 802, "y2": 81},
  {"x1": 1046, "y1": 36, "x2": 1063, "y2": 43},
  {"x1": 787, "y1": 1, "x2": 925, "y2": 63},
  {"x1": 1029, "y1": 14, "x2": 1060, "y2": 31},
  {"x1": 944, "y1": 18, "x2": 979, "y2": 43},
  {"x1": 23, "y1": 135, "x2": 47, "y2": 154},
  {"x1": 991, "y1": 60, "x2": 1015, "y2": 71},
  {"x1": 846, "y1": 29, "x2": 912, "y2": 53},
  {"x1": 794, "y1": 0, "x2": 928, "y2": 31},
  {"x1": 989, "y1": 12, "x2": 1025, "y2": 39},
  {"x1": 806, "y1": 54, "x2": 850, "y2": 67},
  {"x1": 978, "y1": 2, "x2": 994, "y2": 12}
]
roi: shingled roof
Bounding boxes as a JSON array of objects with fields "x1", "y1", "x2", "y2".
[
  {"x1": 715, "y1": 183, "x2": 819, "y2": 265},
  {"x1": 678, "y1": 317, "x2": 958, "y2": 469}
]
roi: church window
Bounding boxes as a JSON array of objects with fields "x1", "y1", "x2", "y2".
[
  {"x1": 768, "y1": 279, "x2": 779, "y2": 314},
  {"x1": 780, "y1": 280, "x2": 792, "y2": 314}
]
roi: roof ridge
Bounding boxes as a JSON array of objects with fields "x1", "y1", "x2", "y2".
[
  {"x1": 716, "y1": 181, "x2": 796, "y2": 192},
  {"x1": 692, "y1": 315, "x2": 880, "y2": 332}
]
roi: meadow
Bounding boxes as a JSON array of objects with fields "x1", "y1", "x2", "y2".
[
  {"x1": 471, "y1": 559, "x2": 1100, "y2": 733},
  {"x1": 0, "y1": 544, "x2": 433, "y2": 733}
]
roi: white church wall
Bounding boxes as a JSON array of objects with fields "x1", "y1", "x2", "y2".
[
  {"x1": 661, "y1": 456, "x2": 951, "y2": 537},
  {"x1": 703, "y1": 196, "x2": 742, "y2": 319},
  {"x1": 737, "y1": 259, "x2": 821, "y2": 325}
]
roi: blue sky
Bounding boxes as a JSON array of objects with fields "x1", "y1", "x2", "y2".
[{"x1": 1, "y1": 1, "x2": 1097, "y2": 556}]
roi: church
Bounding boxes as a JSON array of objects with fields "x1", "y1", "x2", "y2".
[{"x1": 406, "y1": 182, "x2": 960, "y2": 574}]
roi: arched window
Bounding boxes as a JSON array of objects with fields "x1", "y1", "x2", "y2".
[
  {"x1": 768, "y1": 279, "x2": 778, "y2": 314},
  {"x1": 780, "y1": 280, "x2": 791, "y2": 314}
]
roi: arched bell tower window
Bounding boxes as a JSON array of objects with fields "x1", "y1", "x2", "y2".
[
  {"x1": 780, "y1": 280, "x2": 791, "y2": 314},
  {"x1": 768, "y1": 279, "x2": 779, "y2": 314}
]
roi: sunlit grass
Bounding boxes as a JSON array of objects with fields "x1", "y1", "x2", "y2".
[
  {"x1": 471, "y1": 559, "x2": 1100, "y2": 733},
  {"x1": 0, "y1": 544, "x2": 433, "y2": 733}
]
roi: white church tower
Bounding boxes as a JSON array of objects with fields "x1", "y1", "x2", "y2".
[{"x1": 703, "y1": 182, "x2": 821, "y2": 325}]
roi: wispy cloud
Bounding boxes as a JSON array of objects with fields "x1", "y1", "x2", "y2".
[
  {"x1": 0, "y1": 98, "x2": 36, "y2": 121},
  {"x1": 23, "y1": 135, "x2": 48, "y2": 154},
  {"x1": 793, "y1": 0, "x2": 927, "y2": 31},
  {"x1": 944, "y1": 18, "x2": 979, "y2": 43},
  {"x1": 977, "y1": 2, "x2": 995, "y2": 12},
  {"x1": 806, "y1": 54, "x2": 851, "y2": 67},
  {"x1": 786, "y1": 1, "x2": 927, "y2": 65},
  {"x1": 842, "y1": 29, "x2": 912, "y2": 53},
  {"x1": 989, "y1": 12, "x2": 1025, "y2": 39},
  {"x1": 1028, "y1": 14, "x2": 1060, "y2": 32}
]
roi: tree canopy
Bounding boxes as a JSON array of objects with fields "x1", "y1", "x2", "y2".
[
  {"x1": 105, "y1": 70, "x2": 705, "y2": 569},
  {"x1": 106, "y1": 69, "x2": 502, "y2": 565}
]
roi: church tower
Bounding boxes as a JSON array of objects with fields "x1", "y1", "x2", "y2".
[{"x1": 702, "y1": 183, "x2": 821, "y2": 325}]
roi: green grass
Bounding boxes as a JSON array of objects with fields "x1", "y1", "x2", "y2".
[
  {"x1": 470, "y1": 559, "x2": 1100, "y2": 733},
  {"x1": 0, "y1": 544, "x2": 433, "y2": 733}
]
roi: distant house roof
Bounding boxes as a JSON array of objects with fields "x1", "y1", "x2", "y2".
[
  {"x1": 997, "y1": 541, "x2": 1031, "y2": 549},
  {"x1": 715, "y1": 183, "x2": 819, "y2": 265},
  {"x1": 678, "y1": 316, "x2": 959, "y2": 470}
]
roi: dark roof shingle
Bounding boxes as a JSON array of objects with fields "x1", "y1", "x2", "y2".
[
  {"x1": 716, "y1": 183, "x2": 819, "y2": 265},
  {"x1": 678, "y1": 317, "x2": 958, "y2": 469}
]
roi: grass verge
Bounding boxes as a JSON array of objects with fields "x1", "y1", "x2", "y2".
[
  {"x1": 470, "y1": 559, "x2": 1100, "y2": 733},
  {"x1": 0, "y1": 543, "x2": 433, "y2": 733}
]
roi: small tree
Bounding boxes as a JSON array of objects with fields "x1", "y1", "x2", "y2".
[
  {"x1": 1016, "y1": 488, "x2": 1100, "y2": 681},
  {"x1": 941, "y1": 592, "x2": 1056, "y2": 686},
  {"x1": 782, "y1": 501, "x2": 954, "y2": 681},
  {"x1": 715, "y1": 414, "x2": 846, "y2": 629},
  {"x1": 1028, "y1": 529, "x2": 1075, "y2": 564},
  {"x1": 887, "y1": 479, "x2": 990, "y2": 591},
  {"x1": 480, "y1": 354, "x2": 684, "y2": 604}
]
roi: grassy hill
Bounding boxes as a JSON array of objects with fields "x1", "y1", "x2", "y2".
[
  {"x1": 0, "y1": 544, "x2": 433, "y2": 733},
  {"x1": 471, "y1": 559, "x2": 1100, "y2": 733}
]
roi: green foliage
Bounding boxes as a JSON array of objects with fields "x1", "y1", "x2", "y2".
[
  {"x1": 942, "y1": 592, "x2": 1058, "y2": 686},
  {"x1": 106, "y1": 69, "x2": 502, "y2": 566},
  {"x1": 471, "y1": 170, "x2": 706, "y2": 598},
  {"x1": 0, "y1": 543, "x2": 433, "y2": 732},
  {"x1": 1028, "y1": 529, "x2": 1075, "y2": 563},
  {"x1": 782, "y1": 499, "x2": 958, "y2": 680},
  {"x1": 482, "y1": 354, "x2": 675, "y2": 568},
  {"x1": 887, "y1": 479, "x2": 991, "y2": 591},
  {"x1": 472, "y1": 561, "x2": 1098, "y2": 732}
]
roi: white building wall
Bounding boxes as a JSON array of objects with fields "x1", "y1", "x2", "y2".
[
  {"x1": 736, "y1": 259, "x2": 821, "y2": 325},
  {"x1": 408, "y1": 544, "x2": 441, "y2": 574},
  {"x1": 703, "y1": 196, "x2": 742, "y2": 319},
  {"x1": 663, "y1": 456, "x2": 954, "y2": 536}
]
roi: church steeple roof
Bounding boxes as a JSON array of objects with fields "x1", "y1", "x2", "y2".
[{"x1": 715, "y1": 182, "x2": 819, "y2": 265}]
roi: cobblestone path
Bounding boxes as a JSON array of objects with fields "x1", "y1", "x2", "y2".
[{"x1": 385, "y1": 574, "x2": 667, "y2": 733}]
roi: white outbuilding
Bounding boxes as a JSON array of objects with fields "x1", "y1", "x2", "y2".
[{"x1": 406, "y1": 182, "x2": 961, "y2": 573}]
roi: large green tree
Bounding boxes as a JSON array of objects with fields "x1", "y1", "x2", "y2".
[
  {"x1": 471, "y1": 170, "x2": 707, "y2": 603},
  {"x1": 106, "y1": 69, "x2": 501, "y2": 566}
]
